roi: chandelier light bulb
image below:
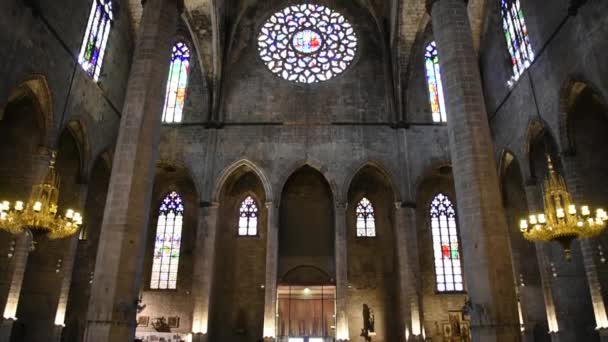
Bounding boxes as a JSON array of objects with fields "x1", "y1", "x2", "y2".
[
  {"x1": 556, "y1": 208, "x2": 565, "y2": 219},
  {"x1": 538, "y1": 214, "x2": 547, "y2": 224},
  {"x1": 15, "y1": 201, "x2": 24, "y2": 211},
  {"x1": 66, "y1": 209, "x2": 74, "y2": 219},
  {"x1": 529, "y1": 215, "x2": 538, "y2": 225},
  {"x1": 582, "y1": 206, "x2": 591, "y2": 217},
  {"x1": 33, "y1": 201, "x2": 42, "y2": 212},
  {"x1": 520, "y1": 220, "x2": 528, "y2": 231},
  {"x1": 568, "y1": 205, "x2": 576, "y2": 215}
]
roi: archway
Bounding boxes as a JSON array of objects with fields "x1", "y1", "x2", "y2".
[
  {"x1": 529, "y1": 128, "x2": 598, "y2": 340},
  {"x1": 278, "y1": 166, "x2": 335, "y2": 341},
  {"x1": 345, "y1": 165, "x2": 397, "y2": 342},
  {"x1": 500, "y1": 151, "x2": 549, "y2": 341},
  {"x1": 209, "y1": 165, "x2": 268, "y2": 342}
]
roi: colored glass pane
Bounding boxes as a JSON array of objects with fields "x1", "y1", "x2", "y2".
[
  {"x1": 356, "y1": 197, "x2": 376, "y2": 237},
  {"x1": 430, "y1": 193, "x2": 464, "y2": 292},
  {"x1": 258, "y1": 3, "x2": 357, "y2": 84},
  {"x1": 162, "y1": 42, "x2": 191, "y2": 123},
  {"x1": 292, "y1": 29, "x2": 323, "y2": 54},
  {"x1": 501, "y1": 0, "x2": 534, "y2": 81},
  {"x1": 238, "y1": 196, "x2": 258, "y2": 236},
  {"x1": 425, "y1": 42, "x2": 447, "y2": 123},
  {"x1": 78, "y1": 0, "x2": 113, "y2": 81},
  {"x1": 151, "y1": 191, "x2": 184, "y2": 290}
]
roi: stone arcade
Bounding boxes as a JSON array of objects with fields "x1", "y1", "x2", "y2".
[{"x1": 0, "y1": 0, "x2": 607, "y2": 341}]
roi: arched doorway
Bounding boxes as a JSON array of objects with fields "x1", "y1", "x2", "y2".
[{"x1": 278, "y1": 166, "x2": 335, "y2": 341}]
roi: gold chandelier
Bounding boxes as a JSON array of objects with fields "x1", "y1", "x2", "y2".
[
  {"x1": 0, "y1": 151, "x2": 82, "y2": 239},
  {"x1": 519, "y1": 156, "x2": 607, "y2": 260}
]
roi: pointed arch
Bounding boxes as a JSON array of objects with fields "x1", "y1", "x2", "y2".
[
  {"x1": 212, "y1": 159, "x2": 272, "y2": 203},
  {"x1": 343, "y1": 160, "x2": 401, "y2": 204},
  {"x1": 66, "y1": 119, "x2": 91, "y2": 183},
  {"x1": 276, "y1": 159, "x2": 338, "y2": 204},
  {"x1": 4, "y1": 75, "x2": 54, "y2": 148}
]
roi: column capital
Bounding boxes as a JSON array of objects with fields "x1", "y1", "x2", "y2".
[
  {"x1": 425, "y1": 0, "x2": 468, "y2": 14},
  {"x1": 334, "y1": 202, "x2": 347, "y2": 211}
]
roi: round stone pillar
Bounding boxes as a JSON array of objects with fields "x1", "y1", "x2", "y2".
[
  {"x1": 83, "y1": 0, "x2": 180, "y2": 341},
  {"x1": 426, "y1": 0, "x2": 520, "y2": 340}
]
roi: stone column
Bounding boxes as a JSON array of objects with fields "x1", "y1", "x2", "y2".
[
  {"x1": 561, "y1": 155, "x2": 608, "y2": 340},
  {"x1": 0, "y1": 232, "x2": 32, "y2": 341},
  {"x1": 263, "y1": 202, "x2": 279, "y2": 340},
  {"x1": 427, "y1": 0, "x2": 520, "y2": 339},
  {"x1": 83, "y1": 0, "x2": 179, "y2": 341},
  {"x1": 524, "y1": 183, "x2": 560, "y2": 341},
  {"x1": 394, "y1": 202, "x2": 423, "y2": 341},
  {"x1": 334, "y1": 203, "x2": 349, "y2": 341},
  {"x1": 191, "y1": 202, "x2": 219, "y2": 342},
  {"x1": 52, "y1": 186, "x2": 88, "y2": 341}
]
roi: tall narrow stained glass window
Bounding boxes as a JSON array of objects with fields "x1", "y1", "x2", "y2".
[
  {"x1": 430, "y1": 193, "x2": 464, "y2": 292},
  {"x1": 356, "y1": 197, "x2": 376, "y2": 237},
  {"x1": 151, "y1": 191, "x2": 184, "y2": 290},
  {"x1": 78, "y1": 0, "x2": 114, "y2": 81},
  {"x1": 501, "y1": 0, "x2": 534, "y2": 81},
  {"x1": 238, "y1": 196, "x2": 258, "y2": 236},
  {"x1": 162, "y1": 42, "x2": 191, "y2": 123},
  {"x1": 425, "y1": 41, "x2": 447, "y2": 123}
]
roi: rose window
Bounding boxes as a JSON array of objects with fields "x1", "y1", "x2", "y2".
[{"x1": 258, "y1": 4, "x2": 358, "y2": 84}]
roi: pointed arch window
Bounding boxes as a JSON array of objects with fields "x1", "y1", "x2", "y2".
[
  {"x1": 430, "y1": 193, "x2": 464, "y2": 292},
  {"x1": 501, "y1": 0, "x2": 534, "y2": 82},
  {"x1": 356, "y1": 197, "x2": 376, "y2": 237},
  {"x1": 78, "y1": 0, "x2": 114, "y2": 81},
  {"x1": 238, "y1": 196, "x2": 259, "y2": 236},
  {"x1": 425, "y1": 41, "x2": 447, "y2": 123},
  {"x1": 151, "y1": 191, "x2": 184, "y2": 290},
  {"x1": 162, "y1": 42, "x2": 191, "y2": 123}
]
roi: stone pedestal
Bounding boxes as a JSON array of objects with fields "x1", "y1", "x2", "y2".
[
  {"x1": 0, "y1": 319, "x2": 16, "y2": 342},
  {"x1": 83, "y1": 0, "x2": 179, "y2": 341},
  {"x1": 427, "y1": 0, "x2": 520, "y2": 339},
  {"x1": 191, "y1": 332, "x2": 208, "y2": 342}
]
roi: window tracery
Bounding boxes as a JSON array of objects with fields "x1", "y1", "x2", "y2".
[
  {"x1": 258, "y1": 3, "x2": 357, "y2": 84},
  {"x1": 430, "y1": 193, "x2": 464, "y2": 292},
  {"x1": 239, "y1": 196, "x2": 259, "y2": 236},
  {"x1": 501, "y1": 0, "x2": 534, "y2": 82},
  {"x1": 162, "y1": 42, "x2": 191, "y2": 123},
  {"x1": 356, "y1": 197, "x2": 376, "y2": 237},
  {"x1": 151, "y1": 191, "x2": 183, "y2": 290},
  {"x1": 78, "y1": 0, "x2": 113, "y2": 81},
  {"x1": 425, "y1": 41, "x2": 447, "y2": 123}
]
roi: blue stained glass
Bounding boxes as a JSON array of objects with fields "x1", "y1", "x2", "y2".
[
  {"x1": 162, "y1": 42, "x2": 191, "y2": 123},
  {"x1": 425, "y1": 41, "x2": 447, "y2": 123},
  {"x1": 151, "y1": 191, "x2": 184, "y2": 290},
  {"x1": 501, "y1": 0, "x2": 534, "y2": 82},
  {"x1": 78, "y1": 0, "x2": 113, "y2": 81}
]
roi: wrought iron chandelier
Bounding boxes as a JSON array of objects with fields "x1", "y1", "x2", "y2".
[
  {"x1": 0, "y1": 151, "x2": 82, "y2": 239},
  {"x1": 519, "y1": 156, "x2": 607, "y2": 260}
]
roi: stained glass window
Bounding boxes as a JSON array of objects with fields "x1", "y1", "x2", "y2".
[
  {"x1": 162, "y1": 42, "x2": 191, "y2": 123},
  {"x1": 78, "y1": 0, "x2": 113, "y2": 81},
  {"x1": 258, "y1": 3, "x2": 357, "y2": 84},
  {"x1": 356, "y1": 197, "x2": 376, "y2": 237},
  {"x1": 430, "y1": 193, "x2": 464, "y2": 292},
  {"x1": 425, "y1": 41, "x2": 447, "y2": 123},
  {"x1": 151, "y1": 191, "x2": 184, "y2": 290},
  {"x1": 238, "y1": 196, "x2": 258, "y2": 236},
  {"x1": 501, "y1": 0, "x2": 534, "y2": 81}
]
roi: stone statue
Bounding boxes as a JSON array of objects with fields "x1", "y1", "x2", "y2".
[{"x1": 360, "y1": 304, "x2": 376, "y2": 341}]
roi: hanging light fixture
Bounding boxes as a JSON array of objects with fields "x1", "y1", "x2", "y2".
[
  {"x1": 519, "y1": 155, "x2": 607, "y2": 260},
  {"x1": 0, "y1": 151, "x2": 82, "y2": 239}
]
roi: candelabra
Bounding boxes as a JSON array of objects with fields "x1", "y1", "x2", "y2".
[{"x1": 0, "y1": 151, "x2": 82, "y2": 239}]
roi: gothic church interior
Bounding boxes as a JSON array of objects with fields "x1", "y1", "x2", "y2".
[{"x1": 0, "y1": 0, "x2": 607, "y2": 341}]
